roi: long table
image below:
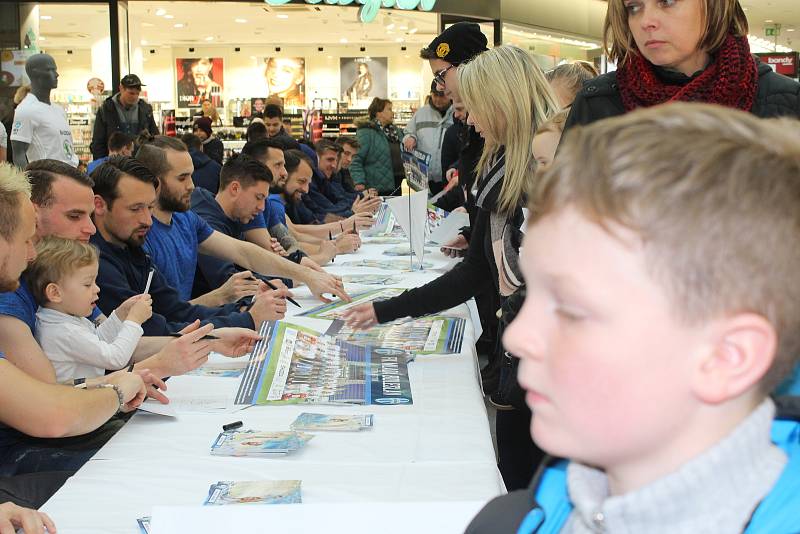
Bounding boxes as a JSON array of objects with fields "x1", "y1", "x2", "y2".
[{"x1": 41, "y1": 238, "x2": 504, "y2": 533}]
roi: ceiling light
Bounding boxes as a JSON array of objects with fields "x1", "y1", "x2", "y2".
[
  {"x1": 235, "y1": 18, "x2": 247, "y2": 23},
  {"x1": 327, "y1": 55, "x2": 333, "y2": 59},
  {"x1": 155, "y1": 8, "x2": 166, "y2": 16},
  {"x1": 787, "y1": 28, "x2": 796, "y2": 32},
  {"x1": 340, "y1": 37, "x2": 348, "y2": 43},
  {"x1": 142, "y1": 22, "x2": 154, "y2": 27},
  {"x1": 39, "y1": 36, "x2": 46, "y2": 41},
  {"x1": 173, "y1": 23, "x2": 184, "y2": 28},
  {"x1": 204, "y1": 36, "x2": 214, "y2": 41},
  {"x1": 395, "y1": 37, "x2": 404, "y2": 43},
  {"x1": 164, "y1": 14, "x2": 174, "y2": 19},
  {"x1": 277, "y1": 14, "x2": 289, "y2": 19},
  {"x1": 408, "y1": 27, "x2": 418, "y2": 34},
  {"x1": 386, "y1": 23, "x2": 396, "y2": 30},
  {"x1": 140, "y1": 39, "x2": 148, "y2": 45},
  {"x1": 40, "y1": 15, "x2": 52, "y2": 20},
  {"x1": 399, "y1": 25, "x2": 408, "y2": 30},
  {"x1": 765, "y1": 19, "x2": 773, "y2": 23}
]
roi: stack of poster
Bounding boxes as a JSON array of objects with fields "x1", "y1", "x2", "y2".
[
  {"x1": 204, "y1": 480, "x2": 302, "y2": 505},
  {"x1": 362, "y1": 203, "x2": 400, "y2": 237},
  {"x1": 210, "y1": 430, "x2": 313, "y2": 456},
  {"x1": 342, "y1": 274, "x2": 404, "y2": 286},
  {"x1": 325, "y1": 317, "x2": 466, "y2": 355},
  {"x1": 137, "y1": 517, "x2": 151, "y2": 534},
  {"x1": 290, "y1": 413, "x2": 374, "y2": 432},
  {"x1": 235, "y1": 321, "x2": 413, "y2": 406}
]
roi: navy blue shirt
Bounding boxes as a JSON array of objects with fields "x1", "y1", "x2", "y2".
[
  {"x1": 190, "y1": 150, "x2": 222, "y2": 196},
  {"x1": 92, "y1": 232, "x2": 254, "y2": 336},
  {"x1": 144, "y1": 211, "x2": 214, "y2": 302}
]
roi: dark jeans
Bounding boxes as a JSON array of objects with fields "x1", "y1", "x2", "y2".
[
  {"x1": 0, "y1": 471, "x2": 74, "y2": 508},
  {"x1": 496, "y1": 405, "x2": 546, "y2": 491},
  {"x1": 0, "y1": 415, "x2": 127, "y2": 477}
]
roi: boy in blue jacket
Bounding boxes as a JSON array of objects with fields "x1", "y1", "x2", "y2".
[{"x1": 467, "y1": 103, "x2": 800, "y2": 533}]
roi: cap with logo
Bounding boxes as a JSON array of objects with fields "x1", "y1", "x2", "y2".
[
  {"x1": 422, "y1": 22, "x2": 489, "y2": 66},
  {"x1": 120, "y1": 74, "x2": 146, "y2": 88}
]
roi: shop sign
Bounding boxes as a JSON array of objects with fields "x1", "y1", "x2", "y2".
[
  {"x1": 756, "y1": 52, "x2": 799, "y2": 79},
  {"x1": 264, "y1": 0, "x2": 437, "y2": 23}
]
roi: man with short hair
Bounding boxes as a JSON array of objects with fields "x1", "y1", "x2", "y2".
[
  {"x1": 137, "y1": 137, "x2": 340, "y2": 308},
  {"x1": 87, "y1": 132, "x2": 134, "y2": 174},
  {"x1": 180, "y1": 132, "x2": 221, "y2": 195},
  {"x1": 0, "y1": 161, "x2": 150, "y2": 505},
  {"x1": 90, "y1": 74, "x2": 158, "y2": 159},
  {"x1": 263, "y1": 104, "x2": 294, "y2": 145}
]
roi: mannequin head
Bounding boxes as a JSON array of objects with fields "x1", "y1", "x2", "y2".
[{"x1": 25, "y1": 54, "x2": 59, "y2": 94}]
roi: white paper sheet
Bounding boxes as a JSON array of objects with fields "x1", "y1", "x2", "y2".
[
  {"x1": 386, "y1": 190, "x2": 428, "y2": 268},
  {"x1": 151, "y1": 501, "x2": 488, "y2": 534},
  {"x1": 428, "y1": 211, "x2": 470, "y2": 245}
]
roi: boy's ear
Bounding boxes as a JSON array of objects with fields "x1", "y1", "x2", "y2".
[
  {"x1": 692, "y1": 313, "x2": 776, "y2": 404},
  {"x1": 45, "y1": 282, "x2": 62, "y2": 304}
]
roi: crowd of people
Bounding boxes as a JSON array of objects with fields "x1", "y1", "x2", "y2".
[{"x1": 1, "y1": 0, "x2": 800, "y2": 531}]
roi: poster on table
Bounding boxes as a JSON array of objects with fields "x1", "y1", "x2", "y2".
[
  {"x1": 340, "y1": 57, "x2": 388, "y2": 108},
  {"x1": 263, "y1": 58, "x2": 306, "y2": 109},
  {"x1": 326, "y1": 317, "x2": 466, "y2": 355},
  {"x1": 235, "y1": 321, "x2": 413, "y2": 406},
  {"x1": 176, "y1": 57, "x2": 224, "y2": 108}
]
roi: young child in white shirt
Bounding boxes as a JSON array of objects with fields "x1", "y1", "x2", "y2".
[{"x1": 26, "y1": 236, "x2": 152, "y2": 383}]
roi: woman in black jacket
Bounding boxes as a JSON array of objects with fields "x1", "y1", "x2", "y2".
[{"x1": 566, "y1": 0, "x2": 800, "y2": 130}]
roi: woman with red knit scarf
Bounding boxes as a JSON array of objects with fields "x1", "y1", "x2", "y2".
[{"x1": 566, "y1": 0, "x2": 800, "y2": 129}]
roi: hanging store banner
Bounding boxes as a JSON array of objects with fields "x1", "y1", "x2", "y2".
[{"x1": 264, "y1": 0, "x2": 437, "y2": 23}]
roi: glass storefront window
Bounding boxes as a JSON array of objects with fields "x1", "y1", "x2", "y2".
[{"x1": 503, "y1": 23, "x2": 602, "y2": 72}]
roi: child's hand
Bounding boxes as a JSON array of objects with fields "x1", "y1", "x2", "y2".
[
  {"x1": 126, "y1": 295, "x2": 153, "y2": 324},
  {"x1": 116, "y1": 294, "x2": 147, "y2": 321}
]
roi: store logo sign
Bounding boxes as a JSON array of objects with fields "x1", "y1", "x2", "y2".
[{"x1": 264, "y1": 0, "x2": 437, "y2": 23}]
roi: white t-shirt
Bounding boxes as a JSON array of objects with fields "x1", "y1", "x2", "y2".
[
  {"x1": 10, "y1": 93, "x2": 78, "y2": 166},
  {"x1": 0, "y1": 121, "x2": 7, "y2": 149}
]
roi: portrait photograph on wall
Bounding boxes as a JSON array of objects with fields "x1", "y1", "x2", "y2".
[
  {"x1": 176, "y1": 57, "x2": 224, "y2": 108},
  {"x1": 263, "y1": 58, "x2": 306, "y2": 109},
  {"x1": 340, "y1": 57, "x2": 388, "y2": 108}
]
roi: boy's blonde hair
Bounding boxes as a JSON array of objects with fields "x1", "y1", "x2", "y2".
[
  {"x1": 536, "y1": 109, "x2": 570, "y2": 137},
  {"x1": 458, "y1": 45, "x2": 559, "y2": 215},
  {"x1": 530, "y1": 103, "x2": 800, "y2": 391},
  {"x1": 26, "y1": 237, "x2": 98, "y2": 304}
]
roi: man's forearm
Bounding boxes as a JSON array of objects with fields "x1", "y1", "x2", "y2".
[
  {"x1": 240, "y1": 241, "x2": 315, "y2": 285},
  {"x1": 131, "y1": 336, "x2": 171, "y2": 363}
]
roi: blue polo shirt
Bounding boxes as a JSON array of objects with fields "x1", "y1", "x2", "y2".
[
  {"x1": 144, "y1": 211, "x2": 214, "y2": 302},
  {"x1": 268, "y1": 194, "x2": 287, "y2": 227}
]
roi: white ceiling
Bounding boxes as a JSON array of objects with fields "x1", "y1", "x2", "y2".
[{"x1": 35, "y1": 0, "x2": 800, "y2": 51}]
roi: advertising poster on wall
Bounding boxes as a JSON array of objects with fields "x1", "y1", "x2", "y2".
[
  {"x1": 340, "y1": 57, "x2": 388, "y2": 108},
  {"x1": 264, "y1": 58, "x2": 306, "y2": 109},
  {"x1": 176, "y1": 57, "x2": 224, "y2": 108}
]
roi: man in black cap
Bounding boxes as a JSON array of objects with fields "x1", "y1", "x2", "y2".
[
  {"x1": 90, "y1": 74, "x2": 159, "y2": 160},
  {"x1": 420, "y1": 22, "x2": 489, "y2": 100}
]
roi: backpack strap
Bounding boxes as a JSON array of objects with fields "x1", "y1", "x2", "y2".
[{"x1": 517, "y1": 458, "x2": 573, "y2": 534}]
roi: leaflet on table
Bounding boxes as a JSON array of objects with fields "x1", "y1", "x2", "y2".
[
  {"x1": 340, "y1": 259, "x2": 434, "y2": 271},
  {"x1": 186, "y1": 351, "x2": 249, "y2": 378},
  {"x1": 234, "y1": 321, "x2": 413, "y2": 406},
  {"x1": 428, "y1": 210, "x2": 470, "y2": 246},
  {"x1": 361, "y1": 236, "x2": 407, "y2": 245},
  {"x1": 325, "y1": 316, "x2": 466, "y2": 355},
  {"x1": 342, "y1": 274, "x2": 404, "y2": 286},
  {"x1": 383, "y1": 245, "x2": 434, "y2": 257},
  {"x1": 210, "y1": 430, "x2": 313, "y2": 456},
  {"x1": 290, "y1": 413, "x2": 374, "y2": 431},
  {"x1": 137, "y1": 516, "x2": 151, "y2": 534},
  {"x1": 204, "y1": 480, "x2": 302, "y2": 505},
  {"x1": 300, "y1": 288, "x2": 405, "y2": 320}
]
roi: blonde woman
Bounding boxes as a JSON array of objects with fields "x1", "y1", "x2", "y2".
[{"x1": 343, "y1": 44, "x2": 557, "y2": 330}]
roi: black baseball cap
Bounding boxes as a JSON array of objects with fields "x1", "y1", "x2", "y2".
[
  {"x1": 120, "y1": 74, "x2": 145, "y2": 88},
  {"x1": 421, "y1": 22, "x2": 489, "y2": 66}
]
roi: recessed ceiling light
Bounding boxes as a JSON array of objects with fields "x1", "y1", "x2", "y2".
[
  {"x1": 142, "y1": 22, "x2": 154, "y2": 27},
  {"x1": 164, "y1": 14, "x2": 174, "y2": 19},
  {"x1": 408, "y1": 28, "x2": 418, "y2": 34},
  {"x1": 765, "y1": 19, "x2": 773, "y2": 23},
  {"x1": 386, "y1": 23, "x2": 395, "y2": 30},
  {"x1": 39, "y1": 36, "x2": 46, "y2": 41},
  {"x1": 204, "y1": 36, "x2": 214, "y2": 41},
  {"x1": 155, "y1": 8, "x2": 166, "y2": 16},
  {"x1": 395, "y1": 37, "x2": 404, "y2": 43},
  {"x1": 788, "y1": 28, "x2": 796, "y2": 32},
  {"x1": 235, "y1": 18, "x2": 247, "y2": 23},
  {"x1": 327, "y1": 55, "x2": 333, "y2": 59},
  {"x1": 40, "y1": 15, "x2": 52, "y2": 20},
  {"x1": 277, "y1": 14, "x2": 289, "y2": 19},
  {"x1": 340, "y1": 38, "x2": 348, "y2": 43},
  {"x1": 399, "y1": 25, "x2": 408, "y2": 30},
  {"x1": 173, "y1": 23, "x2": 184, "y2": 28},
  {"x1": 140, "y1": 39, "x2": 148, "y2": 45}
]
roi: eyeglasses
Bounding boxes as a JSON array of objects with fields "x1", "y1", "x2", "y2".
[{"x1": 433, "y1": 64, "x2": 455, "y2": 86}]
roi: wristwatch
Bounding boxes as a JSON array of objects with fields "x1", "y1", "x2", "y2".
[{"x1": 98, "y1": 383, "x2": 125, "y2": 412}]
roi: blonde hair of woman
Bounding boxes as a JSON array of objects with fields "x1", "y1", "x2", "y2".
[{"x1": 458, "y1": 45, "x2": 559, "y2": 215}]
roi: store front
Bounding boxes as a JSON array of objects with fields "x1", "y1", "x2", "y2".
[{"x1": 0, "y1": 0, "x2": 502, "y2": 164}]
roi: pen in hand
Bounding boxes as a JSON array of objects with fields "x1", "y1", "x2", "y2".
[{"x1": 245, "y1": 276, "x2": 301, "y2": 308}]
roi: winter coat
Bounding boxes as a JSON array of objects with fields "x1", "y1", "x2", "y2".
[
  {"x1": 190, "y1": 150, "x2": 222, "y2": 195},
  {"x1": 349, "y1": 117, "x2": 404, "y2": 196},
  {"x1": 90, "y1": 94, "x2": 159, "y2": 159},
  {"x1": 566, "y1": 59, "x2": 800, "y2": 131}
]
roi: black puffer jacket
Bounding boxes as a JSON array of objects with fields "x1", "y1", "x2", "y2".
[
  {"x1": 565, "y1": 60, "x2": 800, "y2": 130},
  {"x1": 90, "y1": 95, "x2": 159, "y2": 159}
]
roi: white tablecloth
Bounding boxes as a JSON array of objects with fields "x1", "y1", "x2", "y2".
[{"x1": 41, "y1": 238, "x2": 503, "y2": 534}]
